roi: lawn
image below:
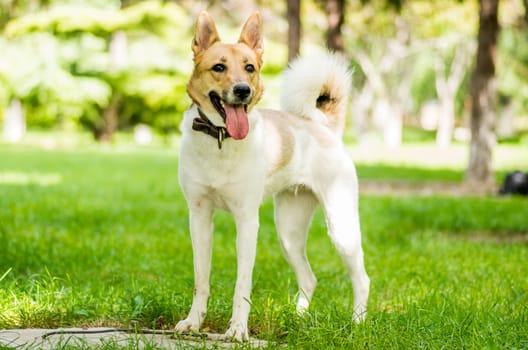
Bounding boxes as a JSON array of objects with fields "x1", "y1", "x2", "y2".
[{"x1": 0, "y1": 142, "x2": 527, "y2": 349}]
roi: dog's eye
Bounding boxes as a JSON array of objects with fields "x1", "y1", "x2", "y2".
[
  {"x1": 212, "y1": 64, "x2": 226, "y2": 73},
  {"x1": 245, "y1": 64, "x2": 255, "y2": 73}
]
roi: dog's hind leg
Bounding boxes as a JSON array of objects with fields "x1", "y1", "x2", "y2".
[
  {"x1": 175, "y1": 201, "x2": 214, "y2": 334},
  {"x1": 318, "y1": 173, "x2": 370, "y2": 322},
  {"x1": 274, "y1": 189, "x2": 319, "y2": 314}
]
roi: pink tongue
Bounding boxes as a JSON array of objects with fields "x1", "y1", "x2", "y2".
[{"x1": 224, "y1": 104, "x2": 249, "y2": 140}]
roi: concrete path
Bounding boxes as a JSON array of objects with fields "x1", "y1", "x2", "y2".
[{"x1": 0, "y1": 328, "x2": 269, "y2": 349}]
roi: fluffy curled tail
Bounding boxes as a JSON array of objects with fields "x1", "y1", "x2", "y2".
[{"x1": 280, "y1": 52, "x2": 351, "y2": 136}]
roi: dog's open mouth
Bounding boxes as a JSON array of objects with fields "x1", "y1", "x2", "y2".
[{"x1": 209, "y1": 92, "x2": 249, "y2": 140}]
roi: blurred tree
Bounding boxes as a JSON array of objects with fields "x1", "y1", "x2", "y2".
[
  {"x1": 466, "y1": 0, "x2": 499, "y2": 185},
  {"x1": 0, "y1": 0, "x2": 51, "y2": 29},
  {"x1": 348, "y1": 0, "x2": 484, "y2": 147},
  {"x1": 0, "y1": 32, "x2": 112, "y2": 129},
  {"x1": 2, "y1": 0, "x2": 525, "y2": 149},
  {"x1": 2, "y1": 1, "x2": 191, "y2": 141},
  {"x1": 524, "y1": 0, "x2": 528, "y2": 24},
  {"x1": 434, "y1": 42, "x2": 474, "y2": 147},
  {"x1": 287, "y1": 0, "x2": 347, "y2": 61},
  {"x1": 287, "y1": 0, "x2": 301, "y2": 61},
  {"x1": 324, "y1": 0, "x2": 345, "y2": 53},
  {"x1": 498, "y1": 26, "x2": 528, "y2": 131},
  {"x1": 350, "y1": 14, "x2": 414, "y2": 147},
  {"x1": 96, "y1": 92, "x2": 120, "y2": 142}
]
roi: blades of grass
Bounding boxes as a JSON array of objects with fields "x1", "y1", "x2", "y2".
[{"x1": 0, "y1": 267, "x2": 12, "y2": 283}]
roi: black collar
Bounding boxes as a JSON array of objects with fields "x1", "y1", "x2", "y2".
[{"x1": 192, "y1": 108, "x2": 231, "y2": 149}]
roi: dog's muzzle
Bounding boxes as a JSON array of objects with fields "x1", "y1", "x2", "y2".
[{"x1": 208, "y1": 88, "x2": 250, "y2": 141}]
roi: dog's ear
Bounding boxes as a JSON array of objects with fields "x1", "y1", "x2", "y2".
[
  {"x1": 192, "y1": 11, "x2": 220, "y2": 57},
  {"x1": 238, "y1": 12, "x2": 263, "y2": 63}
]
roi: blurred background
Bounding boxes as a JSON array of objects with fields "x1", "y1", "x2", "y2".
[{"x1": 0, "y1": 0, "x2": 526, "y2": 184}]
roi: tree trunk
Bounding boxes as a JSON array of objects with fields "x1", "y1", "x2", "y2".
[
  {"x1": 354, "y1": 47, "x2": 405, "y2": 148},
  {"x1": 351, "y1": 82, "x2": 374, "y2": 144},
  {"x1": 524, "y1": 0, "x2": 528, "y2": 24},
  {"x1": 287, "y1": 0, "x2": 301, "y2": 62},
  {"x1": 435, "y1": 58, "x2": 454, "y2": 148},
  {"x1": 2, "y1": 99, "x2": 25, "y2": 142},
  {"x1": 95, "y1": 93, "x2": 120, "y2": 142},
  {"x1": 8, "y1": 0, "x2": 18, "y2": 19},
  {"x1": 436, "y1": 100, "x2": 455, "y2": 148},
  {"x1": 325, "y1": 0, "x2": 345, "y2": 53},
  {"x1": 497, "y1": 95, "x2": 514, "y2": 138},
  {"x1": 0, "y1": 0, "x2": 17, "y2": 29},
  {"x1": 466, "y1": 0, "x2": 499, "y2": 185},
  {"x1": 435, "y1": 44, "x2": 474, "y2": 148},
  {"x1": 373, "y1": 98, "x2": 402, "y2": 148}
]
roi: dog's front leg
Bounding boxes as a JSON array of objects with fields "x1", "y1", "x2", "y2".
[
  {"x1": 224, "y1": 207, "x2": 259, "y2": 341},
  {"x1": 175, "y1": 202, "x2": 214, "y2": 334}
]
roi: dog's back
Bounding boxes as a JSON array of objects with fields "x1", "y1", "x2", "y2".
[{"x1": 259, "y1": 53, "x2": 353, "y2": 195}]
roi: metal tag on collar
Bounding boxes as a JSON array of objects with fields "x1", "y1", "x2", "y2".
[{"x1": 217, "y1": 128, "x2": 225, "y2": 149}]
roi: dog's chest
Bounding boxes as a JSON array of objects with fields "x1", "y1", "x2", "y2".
[{"x1": 180, "y1": 132, "x2": 266, "y2": 190}]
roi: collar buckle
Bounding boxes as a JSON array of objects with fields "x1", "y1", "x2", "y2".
[{"x1": 192, "y1": 107, "x2": 231, "y2": 149}]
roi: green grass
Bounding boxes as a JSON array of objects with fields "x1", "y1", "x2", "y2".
[{"x1": 1, "y1": 145, "x2": 527, "y2": 349}]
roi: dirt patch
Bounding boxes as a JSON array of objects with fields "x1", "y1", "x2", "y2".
[
  {"x1": 0, "y1": 328, "x2": 270, "y2": 349},
  {"x1": 459, "y1": 232, "x2": 528, "y2": 245},
  {"x1": 359, "y1": 180, "x2": 498, "y2": 197}
]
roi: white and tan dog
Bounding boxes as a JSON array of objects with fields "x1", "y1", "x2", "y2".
[{"x1": 176, "y1": 11, "x2": 370, "y2": 341}]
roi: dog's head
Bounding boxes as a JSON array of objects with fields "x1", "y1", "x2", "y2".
[{"x1": 187, "y1": 11, "x2": 264, "y2": 140}]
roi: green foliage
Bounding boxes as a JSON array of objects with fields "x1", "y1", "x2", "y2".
[
  {"x1": 346, "y1": 0, "x2": 477, "y2": 40},
  {"x1": 0, "y1": 33, "x2": 113, "y2": 127},
  {"x1": 408, "y1": 43, "x2": 473, "y2": 118},
  {"x1": 0, "y1": 1, "x2": 192, "y2": 137},
  {"x1": 2, "y1": 0, "x2": 528, "y2": 140},
  {"x1": 409, "y1": 51, "x2": 438, "y2": 112},
  {"x1": 499, "y1": 27, "x2": 528, "y2": 113},
  {"x1": 0, "y1": 146, "x2": 527, "y2": 348},
  {"x1": 4, "y1": 1, "x2": 188, "y2": 38},
  {"x1": 402, "y1": 0, "x2": 477, "y2": 38}
]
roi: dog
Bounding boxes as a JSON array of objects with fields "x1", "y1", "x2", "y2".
[{"x1": 176, "y1": 11, "x2": 370, "y2": 341}]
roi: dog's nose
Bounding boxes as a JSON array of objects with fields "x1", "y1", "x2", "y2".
[{"x1": 233, "y1": 84, "x2": 251, "y2": 100}]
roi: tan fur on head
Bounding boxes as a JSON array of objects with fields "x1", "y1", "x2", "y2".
[
  {"x1": 238, "y1": 12, "x2": 264, "y2": 66},
  {"x1": 187, "y1": 11, "x2": 264, "y2": 116},
  {"x1": 191, "y1": 11, "x2": 220, "y2": 58}
]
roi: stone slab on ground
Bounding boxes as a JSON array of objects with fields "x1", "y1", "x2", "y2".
[{"x1": 0, "y1": 328, "x2": 269, "y2": 349}]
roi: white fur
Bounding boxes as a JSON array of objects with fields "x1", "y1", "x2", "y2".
[
  {"x1": 280, "y1": 53, "x2": 352, "y2": 125},
  {"x1": 177, "y1": 53, "x2": 369, "y2": 341}
]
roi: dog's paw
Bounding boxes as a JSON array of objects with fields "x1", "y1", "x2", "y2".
[
  {"x1": 296, "y1": 295, "x2": 310, "y2": 315},
  {"x1": 223, "y1": 322, "x2": 249, "y2": 342},
  {"x1": 352, "y1": 310, "x2": 367, "y2": 323},
  {"x1": 174, "y1": 318, "x2": 200, "y2": 334}
]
